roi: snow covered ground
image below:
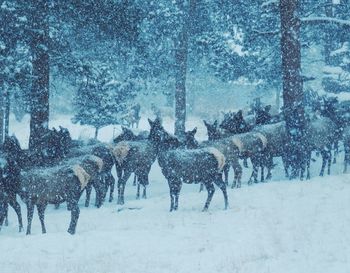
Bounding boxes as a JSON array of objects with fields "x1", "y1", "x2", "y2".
[{"x1": 1, "y1": 115, "x2": 350, "y2": 273}]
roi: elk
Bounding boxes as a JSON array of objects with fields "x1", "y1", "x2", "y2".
[
  {"x1": 155, "y1": 122, "x2": 228, "y2": 211},
  {"x1": 0, "y1": 155, "x2": 104, "y2": 235},
  {"x1": 112, "y1": 119, "x2": 162, "y2": 205}
]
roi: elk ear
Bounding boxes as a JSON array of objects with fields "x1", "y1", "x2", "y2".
[
  {"x1": 213, "y1": 120, "x2": 218, "y2": 127},
  {"x1": 203, "y1": 120, "x2": 208, "y2": 127},
  {"x1": 191, "y1": 127, "x2": 197, "y2": 135},
  {"x1": 148, "y1": 118, "x2": 153, "y2": 127}
]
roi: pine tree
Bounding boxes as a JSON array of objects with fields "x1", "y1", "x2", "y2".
[{"x1": 72, "y1": 66, "x2": 138, "y2": 138}]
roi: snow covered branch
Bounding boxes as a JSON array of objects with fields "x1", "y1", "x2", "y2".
[{"x1": 301, "y1": 16, "x2": 350, "y2": 28}]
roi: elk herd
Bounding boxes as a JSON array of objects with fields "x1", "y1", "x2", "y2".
[{"x1": 0, "y1": 96, "x2": 350, "y2": 235}]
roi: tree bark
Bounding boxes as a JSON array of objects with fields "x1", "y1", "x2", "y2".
[
  {"x1": 174, "y1": 0, "x2": 196, "y2": 138},
  {"x1": 324, "y1": 0, "x2": 333, "y2": 64},
  {"x1": 4, "y1": 89, "x2": 10, "y2": 137},
  {"x1": 280, "y1": 0, "x2": 307, "y2": 178},
  {"x1": 29, "y1": 0, "x2": 50, "y2": 152},
  {"x1": 0, "y1": 83, "x2": 4, "y2": 144}
]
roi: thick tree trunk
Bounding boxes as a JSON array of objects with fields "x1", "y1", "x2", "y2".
[
  {"x1": 174, "y1": 0, "x2": 196, "y2": 138},
  {"x1": 280, "y1": 0, "x2": 307, "y2": 178},
  {"x1": 29, "y1": 0, "x2": 50, "y2": 152},
  {"x1": 174, "y1": 35, "x2": 187, "y2": 138}
]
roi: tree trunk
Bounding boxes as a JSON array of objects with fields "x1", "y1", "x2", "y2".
[
  {"x1": 29, "y1": 0, "x2": 50, "y2": 152},
  {"x1": 280, "y1": 0, "x2": 307, "y2": 178},
  {"x1": 324, "y1": 0, "x2": 333, "y2": 64},
  {"x1": 0, "y1": 83, "x2": 4, "y2": 144},
  {"x1": 174, "y1": 0, "x2": 196, "y2": 138},
  {"x1": 94, "y1": 127, "x2": 99, "y2": 139},
  {"x1": 4, "y1": 89, "x2": 10, "y2": 137},
  {"x1": 174, "y1": 9, "x2": 188, "y2": 138}
]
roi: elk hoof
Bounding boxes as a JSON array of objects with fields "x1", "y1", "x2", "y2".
[{"x1": 67, "y1": 228, "x2": 75, "y2": 235}]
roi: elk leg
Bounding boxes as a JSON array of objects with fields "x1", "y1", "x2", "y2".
[
  {"x1": 109, "y1": 174, "x2": 116, "y2": 202},
  {"x1": 37, "y1": 203, "x2": 47, "y2": 234},
  {"x1": 333, "y1": 141, "x2": 338, "y2": 164},
  {"x1": 232, "y1": 161, "x2": 242, "y2": 188},
  {"x1": 243, "y1": 158, "x2": 248, "y2": 168},
  {"x1": 344, "y1": 145, "x2": 350, "y2": 173},
  {"x1": 260, "y1": 166, "x2": 265, "y2": 182},
  {"x1": 138, "y1": 172, "x2": 149, "y2": 199},
  {"x1": 203, "y1": 182, "x2": 215, "y2": 211},
  {"x1": 142, "y1": 186, "x2": 147, "y2": 199},
  {"x1": 213, "y1": 174, "x2": 228, "y2": 210},
  {"x1": 26, "y1": 201, "x2": 35, "y2": 235},
  {"x1": 85, "y1": 182, "x2": 92, "y2": 207},
  {"x1": 320, "y1": 150, "x2": 327, "y2": 177},
  {"x1": 67, "y1": 201, "x2": 80, "y2": 235},
  {"x1": 199, "y1": 183, "x2": 204, "y2": 192},
  {"x1": 4, "y1": 203, "x2": 8, "y2": 226},
  {"x1": 94, "y1": 178, "x2": 104, "y2": 208},
  {"x1": 250, "y1": 158, "x2": 259, "y2": 184},
  {"x1": 136, "y1": 183, "x2": 140, "y2": 199},
  {"x1": 117, "y1": 170, "x2": 132, "y2": 205},
  {"x1": 168, "y1": 179, "x2": 176, "y2": 212},
  {"x1": 8, "y1": 197, "x2": 23, "y2": 232},
  {"x1": 173, "y1": 182, "x2": 182, "y2": 211},
  {"x1": 327, "y1": 147, "x2": 332, "y2": 175},
  {"x1": 103, "y1": 173, "x2": 112, "y2": 203},
  {"x1": 282, "y1": 154, "x2": 289, "y2": 178},
  {"x1": 0, "y1": 203, "x2": 7, "y2": 230},
  {"x1": 223, "y1": 164, "x2": 229, "y2": 186},
  {"x1": 133, "y1": 174, "x2": 137, "y2": 186},
  {"x1": 305, "y1": 151, "x2": 311, "y2": 180}
]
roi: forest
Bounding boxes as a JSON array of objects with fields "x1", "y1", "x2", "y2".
[{"x1": 1, "y1": 1, "x2": 350, "y2": 273}]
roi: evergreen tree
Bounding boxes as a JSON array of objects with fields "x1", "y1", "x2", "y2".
[{"x1": 72, "y1": 65, "x2": 138, "y2": 138}]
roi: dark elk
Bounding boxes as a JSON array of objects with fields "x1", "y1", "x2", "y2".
[
  {"x1": 0, "y1": 153, "x2": 104, "y2": 235},
  {"x1": 203, "y1": 120, "x2": 242, "y2": 185},
  {"x1": 0, "y1": 159, "x2": 23, "y2": 233},
  {"x1": 154, "y1": 121, "x2": 228, "y2": 211},
  {"x1": 252, "y1": 122, "x2": 289, "y2": 180},
  {"x1": 112, "y1": 119, "x2": 162, "y2": 205},
  {"x1": 227, "y1": 132, "x2": 268, "y2": 185},
  {"x1": 112, "y1": 126, "x2": 149, "y2": 199},
  {"x1": 0, "y1": 158, "x2": 23, "y2": 233},
  {"x1": 85, "y1": 145, "x2": 115, "y2": 207},
  {"x1": 69, "y1": 142, "x2": 115, "y2": 208},
  {"x1": 303, "y1": 116, "x2": 337, "y2": 179},
  {"x1": 219, "y1": 110, "x2": 252, "y2": 134},
  {"x1": 204, "y1": 117, "x2": 269, "y2": 187}
]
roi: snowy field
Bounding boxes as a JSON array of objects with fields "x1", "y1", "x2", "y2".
[{"x1": 1, "y1": 115, "x2": 350, "y2": 273}]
